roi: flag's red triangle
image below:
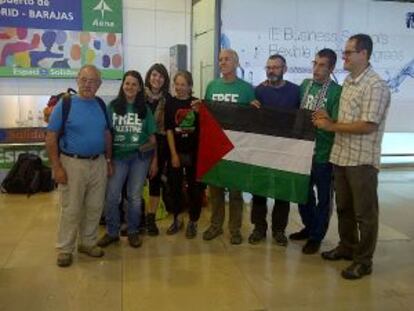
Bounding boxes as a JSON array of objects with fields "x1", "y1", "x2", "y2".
[{"x1": 196, "y1": 102, "x2": 234, "y2": 180}]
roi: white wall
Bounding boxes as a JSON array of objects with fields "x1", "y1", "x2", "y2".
[
  {"x1": 123, "y1": 0, "x2": 192, "y2": 79},
  {"x1": 191, "y1": 0, "x2": 217, "y2": 98},
  {"x1": 0, "y1": 0, "x2": 192, "y2": 97}
]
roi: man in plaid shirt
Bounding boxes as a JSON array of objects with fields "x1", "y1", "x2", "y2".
[{"x1": 313, "y1": 33, "x2": 390, "y2": 280}]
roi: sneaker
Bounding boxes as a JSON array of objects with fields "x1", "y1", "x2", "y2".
[
  {"x1": 321, "y1": 247, "x2": 353, "y2": 261},
  {"x1": 78, "y1": 245, "x2": 104, "y2": 257},
  {"x1": 57, "y1": 252, "x2": 73, "y2": 267},
  {"x1": 166, "y1": 219, "x2": 183, "y2": 235},
  {"x1": 202, "y1": 226, "x2": 223, "y2": 241},
  {"x1": 97, "y1": 234, "x2": 120, "y2": 247},
  {"x1": 302, "y1": 240, "x2": 321, "y2": 254},
  {"x1": 128, "y1": 232, "x2": 143, "y2": 248},
  {"x1": 230, "y1": 232, "x2": 243, "y2": 245},
  {"x1": 248, "y1": 230, "x2": 266, "y2": 245},
  {"x1": 289, "y1": 229, "x2": 309, "y2": 241},
  {"x1": 185, "y1": 221, "x2": 198, "y2": 239},
  {"x1": 273, "y1": 231, "x2": 288, "y2": 246},
  {"x1": 341, "y1": 262, "x2": 372, "y2": 280},
  {"x1": 146, "y1": 213, "x2": 159, "y2": 236}
]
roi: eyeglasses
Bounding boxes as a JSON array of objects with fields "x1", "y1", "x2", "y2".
[
  {"x1": 342, "y1": 50, "x2": 360, "y2": 57},
  {"x1": 77, "y1": 77, "x2": 100, "y2": 85},
  {"x1": 265, "y1": 65, "x2": 284, "y2": 71}
]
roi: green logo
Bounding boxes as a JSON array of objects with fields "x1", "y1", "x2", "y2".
[
  {"x1": 93, "y1": 0, "x2": 113, "y2": 19},
  {"x1": 83, "y1": 0, "x2": 123, "y2": 33}
]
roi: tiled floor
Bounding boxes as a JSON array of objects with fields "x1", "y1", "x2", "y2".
[{"x1": 0, "y1": 168, "x2": 413, "y2": 311}]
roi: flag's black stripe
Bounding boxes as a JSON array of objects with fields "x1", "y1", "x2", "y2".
[{"x1": 205, "y1": 101, "x2": 315, "y2": 141}]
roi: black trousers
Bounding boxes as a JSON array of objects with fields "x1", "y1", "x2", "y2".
[
  {"x1": 167, "y1": 153, "x2": 205, "y2": 222},
  {"x1": 250, "y1": 195, "x2": 290, "y2": 233},
  {"x1": 149, "y1": 134, "x2": 170, "y2": 196}
]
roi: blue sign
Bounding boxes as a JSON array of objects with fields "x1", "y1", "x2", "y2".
[{"x1": 0, "y1": 0, "x2": 82, "y2": 31}]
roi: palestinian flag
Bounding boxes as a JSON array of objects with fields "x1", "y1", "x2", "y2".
[{"x1": 196, "y1": 101, "x2": 315, "y2": 204}]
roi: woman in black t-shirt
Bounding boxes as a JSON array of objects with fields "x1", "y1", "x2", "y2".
[{"x1": 164, "y1": 71, "x2": 205, "y2": 238}]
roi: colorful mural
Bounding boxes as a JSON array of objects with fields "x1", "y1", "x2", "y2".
[{"x1": 0, "y1": 0, "x2": 123, "y2": 79}]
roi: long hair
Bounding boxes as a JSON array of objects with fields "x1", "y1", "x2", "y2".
[
  {"x1": 144, "y1": 63, "x2": 170, "y2": 96},
  {"x1": 112, "y1": 70, "x2": 146, "y2": 118}
]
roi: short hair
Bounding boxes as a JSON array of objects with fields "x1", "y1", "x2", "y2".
[
  {"x1": 268, "y1": 54, "x2": 286, "y2": 65},
  {"x1": 349, "y1": 33, "x2": 373, "y2": 59},
  {"x1": 220, "y1": 49, "x2": 239, "y2": 65},
  {"x1": 77, "y1": 64, "x2": 101, "y2": 80},
  {"x1": 173, "y1": 70, "x2": 193, "y2": 88},
  {"x1": 144, "y1": 63, "x2": 170, "y2": 95},
  {"x1": 316, "y1": 48, "x2": 337, "y2": 68}
]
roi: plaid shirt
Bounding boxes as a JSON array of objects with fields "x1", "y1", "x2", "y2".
[{"x1": 330, "y1": 66, "x2": 390, "y2": 169}]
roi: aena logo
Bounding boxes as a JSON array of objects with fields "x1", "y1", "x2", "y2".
[{"x1": 93, "y1": 0, "x2": 113, "y2": 19}]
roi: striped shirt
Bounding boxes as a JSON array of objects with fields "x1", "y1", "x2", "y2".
[{"x1": 330, "y1": 66, "x2": 390, "y2": 169}]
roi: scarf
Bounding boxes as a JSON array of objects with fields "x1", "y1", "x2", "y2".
[
  {"x1": 300, "y1": 79, "x2": 331, "y2": 111},
  {"x1": 145, "y1": 87, "x2": 167, "y2": 135}
]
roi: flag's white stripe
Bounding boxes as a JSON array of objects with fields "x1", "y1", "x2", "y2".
[{"x1": 223, "y1": 130, "x2": 315, "y2": 175}]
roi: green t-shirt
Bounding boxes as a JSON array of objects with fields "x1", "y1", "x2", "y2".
[
  {"x1": 204, "y1": 77, "x2": 255, "y2": 106},
  {"x1": 300, "y1": 79, "x2": 341, "y2": 163},
  {"x1": 109, "y1": 103, "x2": 157, "y2": 160}
]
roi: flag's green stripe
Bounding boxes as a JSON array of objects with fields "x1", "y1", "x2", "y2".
[{"x1": 202, "y1": 160, "x2": 310, "y2": 204}]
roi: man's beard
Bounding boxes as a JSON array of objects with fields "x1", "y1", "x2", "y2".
[{"x1": 268, "y1": 74, "x2": 283, "y2": 83}]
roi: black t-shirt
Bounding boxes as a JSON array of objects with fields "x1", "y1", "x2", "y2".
[
  {"x1": 146, "y1": 92, "x2": 172, "y2": 112},
  {"x1": 165, "y1": 96, "x2": 198, "y2": 154}
]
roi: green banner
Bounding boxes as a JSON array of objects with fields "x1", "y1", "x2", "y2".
[
  {"x1": 0, "y1": 67, "x2": 121, "y2": 80},
  {"x1": 82, "y1": 0, "x2": 123, "y2": 33}
]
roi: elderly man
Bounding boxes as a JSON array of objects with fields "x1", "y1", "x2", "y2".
[
  {"x1": 46, "y1": 65, "x2": 112, "y2": 267},
  {"x1": 202, "y1": 49, "x2": 256, "y2": 244},
  {"x1": 314, "y1": 34, "x2": 390, "y2": 279}
]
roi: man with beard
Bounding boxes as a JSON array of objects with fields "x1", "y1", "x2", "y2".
[{"x1": 248, "y1": 54, "x2": 300, "y2": 246}]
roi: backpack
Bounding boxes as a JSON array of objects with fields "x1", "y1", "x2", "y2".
[
  {"x1": 44, "y1": 88, "x2": 111, "y2": 133},
  {"x1": 0, "y1": 153, "x2": 53, "y2": 196},
  {"x1": 43, "y1": 88, "x2": 77, "y2": 123}
]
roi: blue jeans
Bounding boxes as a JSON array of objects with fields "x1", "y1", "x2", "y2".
[
  {"x1": 298, "y1": 162, "x2": 333, "y2": 242},
  {"x1": 105, "y1": 151, "x2": 152, "y2": 236}
]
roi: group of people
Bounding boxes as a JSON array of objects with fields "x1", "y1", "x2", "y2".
[{"x1": 45, "y1": 32, "x2": 390, "y2": 280}]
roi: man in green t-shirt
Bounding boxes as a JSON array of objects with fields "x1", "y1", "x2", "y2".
[
  {"x1": 202, "y1": 49, "x2": 256, "y2": 245},
  {"x1": 289, "y1": 48, "x2": 342, "y2": 254}
]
